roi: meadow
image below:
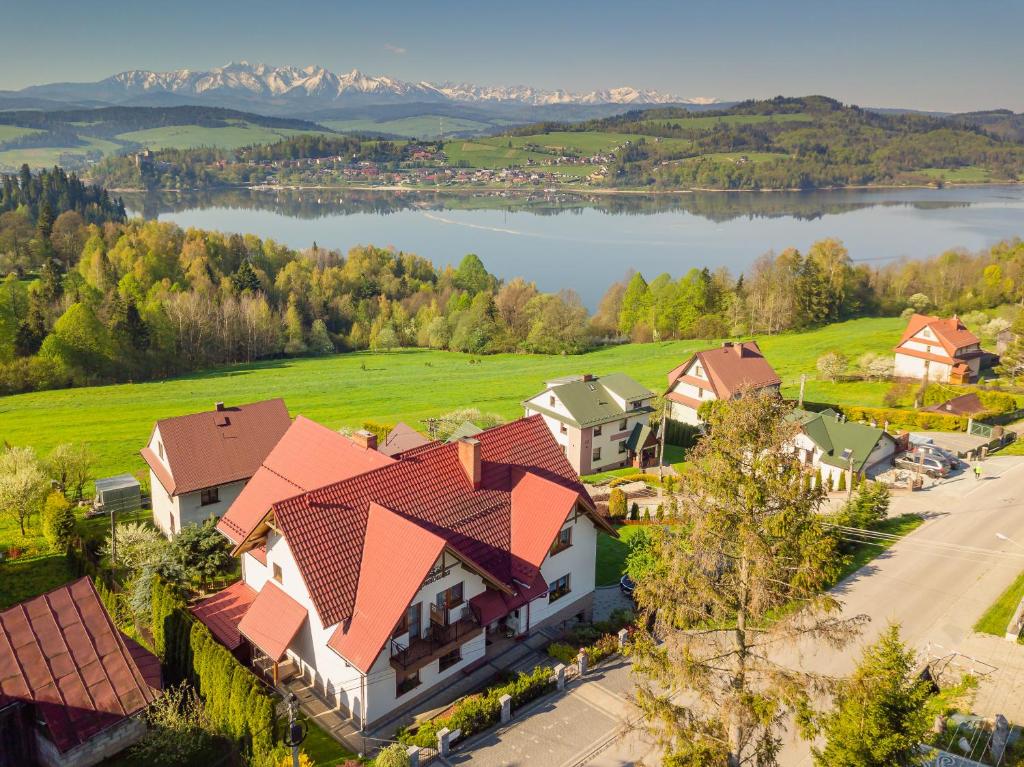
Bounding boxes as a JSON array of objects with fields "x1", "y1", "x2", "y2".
[
  {"x1": 0, "y1": 317, "x2": 905, "y2": 482},
  {"x1": 113, "y1": 121, "x2": 330, "y2": 151},
  {"x1": 322, "y1": 115, "x2": 496, "y2": 138}
]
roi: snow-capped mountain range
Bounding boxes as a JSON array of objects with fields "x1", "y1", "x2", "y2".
[{"x1": 17, "y1": 61, "x2": 715, "y2": 109}]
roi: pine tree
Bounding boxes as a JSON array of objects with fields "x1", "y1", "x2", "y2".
[
  {"x1": 837, "y1": 471, "x2": 847, "y2": 492},
  {"x1": 232, "y1": 260, "x2": 261, "y2": 293},
  {"x1": 814, "y1": 625, "x2": 930, "y2": 767}
]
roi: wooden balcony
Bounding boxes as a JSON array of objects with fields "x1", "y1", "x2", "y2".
[{"x1": 390, "y1": 614, "x2": 482, "y2": 673}]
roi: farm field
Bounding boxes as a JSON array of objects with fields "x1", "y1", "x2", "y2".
[
  {"x1": 114, "y1": 121, "x2": 330, "y2": 151},
  {"x1": 0, "y1": 135, "x2": 123, "y2": 170},
  {"x1": 0, "y1": 124, "x2": 43, "y2": 142},
  {"x1": 919, "y1": 166, "x2": 999, "y2": 183},
  {"x1": 443, "y1": 130, "x2": 653, "y2": 168},
  {"x1": 322, "y1": 115, "x2": 495, "y2": 138},
  {"x1": 0, "y1": 317, "x2": 905, "y2": 483}
]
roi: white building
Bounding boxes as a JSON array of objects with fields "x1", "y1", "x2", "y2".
[
  {"x1": 790, "y1": 409, "x2": 897, "y2": 488},
  {"x1": 665, "y1": 341, "x2": 781, "y2": 426},
  {"x1": 893, "y1": 314, "x2": 983, "y2": 384},
  {"x1": 141, "y1": 399, "x2": 290, "y2": 537},
  {"x1": 198, "y1": 415, "x2": 613, "y2": 730},
  {"x1": 523, "y1": 373, "x2": 657, "y2": 475}
]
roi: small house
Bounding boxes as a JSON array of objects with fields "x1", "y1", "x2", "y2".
[{"x1": 791, "y1": 409, "x2": 897, "y2": 487}]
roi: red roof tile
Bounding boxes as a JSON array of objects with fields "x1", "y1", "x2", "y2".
[
  {"x1": 142, "y1": 399, "x2": 291, "y2": 496},
  {"x1": 217, "y1": 416, "x2": 395, "y2": 545},
  {"x1": 509, "y1": 470, "x2": 580, "y2": 584},
  {"x1": 668, "y1": 342, "x2": 780, "y2": 400},
  {"x1": 272, "y1": 416, "x2": 608, "y2": 630},
  {"x1": 0, "y1": 578, "x2": 160, "y2": 753},
  {"x1": 326, "y1": 503, "x2": 447, "y2": 673},
  {"x1": 190, "y1": 581, "x2": 257, "y2": 651},
  {"x1": 237, "y1": 582, "x2": 307, "y2": 662},
  {"x1": 897, "y1": 314, "x2": 980, "y2": 357},
  {"x1": 469, "y1": 571, "x2": 549, "y2": 627}
]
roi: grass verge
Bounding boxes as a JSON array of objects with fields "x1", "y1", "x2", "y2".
[
  {"x1": 974, "y1": 569, "x2": 1024, "y2": 637},
  {"x1": 832, "y1": 513, "x2": 925, "y2": 585}
]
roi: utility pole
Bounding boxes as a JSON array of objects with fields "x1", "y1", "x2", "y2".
[
  {"x1": 798, "y1": 373, "x2": 806, "y2": 409},
  {"x1": 284, "y1": 693, "x2": 306, "y2": 767}
]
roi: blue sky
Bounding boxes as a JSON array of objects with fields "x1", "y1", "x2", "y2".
[{"x1": 2, "y1": 0, "x2": 1022, "y2": 111}]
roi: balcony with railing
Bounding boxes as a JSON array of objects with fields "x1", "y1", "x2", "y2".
[{"x1": 390, "y1": 605, "x2": 482, "y2": 673}]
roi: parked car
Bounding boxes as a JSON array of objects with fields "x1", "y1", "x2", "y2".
[
  {"x1": 911, "y1": 444, "x2": 962, "y2": 469},
  {"x1": 895, "y1": 454, "x2": 950, "y2": 478}
]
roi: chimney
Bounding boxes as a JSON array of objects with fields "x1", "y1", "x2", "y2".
[
  {"x1": 457, "y1": 438, "x2": 482, "y2": 490},
  {"x1": 581, "y1": 373, "x2": 595, "y2": 382},
  {"x1": 352, "y1": 429, "x2": 378, "y2": 451},
  {"x1": 215, "y1": 401, "x2": 226, "y2": 411}
]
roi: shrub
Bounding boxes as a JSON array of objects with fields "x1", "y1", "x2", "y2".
[
  {"x1": 608, "y1": 488, "x2": 627, "y2": 519},
  {"x1": 642, "y1": 507, "x2": 652, "y2": 522},
  {"x1": 584, "y1": 634, "x2": 621, "y2": 665},
  {"x1": 837, "y1": 471, "x2": 847, "y2": 492},
  {"x1": 547, "y1": 642, "x2": 577, "y2": 664},
  {"x1": 817, "y1": 351, "x2": 849, "y2": 382},
  {"x1": 361, "y1": 420, "x2": 393, "y2": 444},
  {"x1": 630, "y1": 502, "x2": 640, "y2": 520},
  {"x1": 41, "y1": 491, "x2": 76, "y2": 552}
]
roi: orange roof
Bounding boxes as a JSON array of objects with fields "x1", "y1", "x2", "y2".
[
  {"x1": 667, "y1": 341, "x2": 780, "y2": 400},
  {"x1": 509, "y1": 470, "x2": 580, "y2": 584},
  {"x1": 237, "y1": 582, "x2": 307, "y2": 662},
  {"x1": 327, "y1": 503, "x2": 447, "y2": 673},
  {"x1": 897, "y1": 314, "x2": 980, "y2": 356},
  {"x1": 217, "y1": 416, "x2": 395, "y2": 546},
  {"x1": 141, "y1": 399, "x2": 290, "y2": 496},
  {"x1": 190, "y1": 580, "x2": 257, "y2": 651}
]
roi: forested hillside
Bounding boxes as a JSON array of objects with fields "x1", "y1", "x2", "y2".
[{"x1": 1, "y1": 168, "x2": 1022, "y2": 396}]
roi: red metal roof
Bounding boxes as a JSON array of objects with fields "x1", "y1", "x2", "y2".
[
  {"x1": 667, "y1": 341, "x2": 781, "y2": 400},
  {"x1": 217, "y1": 416, "x2": 395, "y2": 545},
  {"x1": 271, "y1": 416, "x2": 611, "y2": 630},
  {"x1": 0, "y1": 578, "x2": 160, "y2": 753},
  {"x1": 190, "y1": 580, "x2": 257, "y2": 651},
  {"x1": 897, "y1": 314, "x2": 980, "y2": 357},
  {"x1": 141, "y1": 399, "x2": 291, "y2": 496},
  {"x1": 509, "y1": 470, "x2": 580, "y2": 584},
  {"x1": 326, "y1": 503, "x2": 447, "y2": 673},
  {"x1": 237, "y1": 582, "x2": 307, "y2": 662}
]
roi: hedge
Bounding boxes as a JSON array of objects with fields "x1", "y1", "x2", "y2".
[
  {"x1": 840, "y1": 405, "x2": 967, "y2": 432},
  {"x1": 398, "y1": 666, "x2": 553, "y2": 748}
]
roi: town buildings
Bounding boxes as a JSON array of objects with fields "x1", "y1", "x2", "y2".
[
  {"x1": 665, "y1": 341, "x2": 781, "y2": 426},
  {"x1": 141, "y1": 399, "x2": 291, "y2": 538},
  {"x1": 791, "y1": 408, "x2": 897, "y2": 487},
  {"x1": 194, "y1": 414, "x2": 612, "y2": 730},
  {"x1": 522, "y1": 374, "x2": 657, "y2": 475},
  {"x1": 893, "y1": 314, "x2": 983, "y2": 384}
]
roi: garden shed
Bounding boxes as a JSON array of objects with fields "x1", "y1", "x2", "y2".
[{"x1": 94, "y1": 473, "x2": 141, "y2": 513}]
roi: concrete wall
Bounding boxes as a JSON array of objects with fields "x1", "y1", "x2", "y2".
[{"x1": 36, "y1": 717, "x2": 146, "y2": 767}]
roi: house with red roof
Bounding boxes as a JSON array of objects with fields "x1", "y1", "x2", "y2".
[
  {"x1": 141, "y1": 399, "x2": 291, "y2": 538},
  {"x1": 196, "y1": 414, "x2": 612, "y2": 730},
  {"x1": 0, "y1": 578, "x2": 162, "y2": 767},
  {"x1": 893, "y1": 314, "x2": 983, "y2": 384},
  {"x1": 665, "y1": 341, "x2": 782, "y2": 426}
]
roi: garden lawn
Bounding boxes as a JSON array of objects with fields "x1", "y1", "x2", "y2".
[
  {"x1": 973, "y1": 569, "x2": 1024, "y2": 637},
  {"x1": 596, "y1": 525, "x2": 652, "y2": 586},
  {"x1": 0, "y1": 317, "x2": 906, "y2": 482},
  {"x1": 298, "y1": 712, "x2": 362, "y2": 765}
]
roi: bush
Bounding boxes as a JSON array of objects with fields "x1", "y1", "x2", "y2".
[
  {"x1": 584, "y1": 634, "x2": 620, "y2": 665},
  {"x1": 630, "y1": 502, "x2": 640, "y2": 520},
  {"x1": 41, "y1": 491, "x2": 76, "y2": 552},
  {"x1": 837, "y1": 471, "x2": 847, "y2": 492},
  {"x1": 835, "y1": 481, "x2": 891, "y2": 532},
  {"x1": 374, "y1": 744, "x2": 410, "y2": 767},
  {"x1": 547, "y1": 642, "x2": 577, "y2": 664},
  {"x1": 608, "y1": 488, "x2": 627, "y2": 519}
]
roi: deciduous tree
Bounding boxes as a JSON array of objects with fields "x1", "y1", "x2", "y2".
[{"x1": 0, "y1": 447, "x2": 50, "y2": 536}]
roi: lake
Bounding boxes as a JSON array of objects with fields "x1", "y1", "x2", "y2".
[{"x1": 124, "y1": 185, "x2": 1024, "y2": 308}]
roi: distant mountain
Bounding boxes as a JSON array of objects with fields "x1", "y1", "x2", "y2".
[{"x1": 16, "y1": 61, "x2": 715, "y2": 113}]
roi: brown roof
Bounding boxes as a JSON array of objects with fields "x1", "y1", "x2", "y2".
[
  {"x1": 0, "y1": 578, "x2": 160, "y2": 753},
  {"x1": 921, "y1": 393, "x2": 986, "y2": 416},
  {"x1": 667, "y1": 341, "x2": 781, "y2": 400},
  {"x1": 897, "y1": 314, "x2": 980, "y2": 357},
  {"x1": 379, "y1": 422, "x2": 431, "y2": 457},
  {"x1": 264, "y1": 415, "x2": 614, "y2": 632},
  {"x1": 141, "y1": 399, "x2": 291, "y2": 496},
  {"x1": 190, "y1": 580, "x2": 257, "y2": 651}
]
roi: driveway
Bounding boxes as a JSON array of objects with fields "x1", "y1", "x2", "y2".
[{"x1": 451, "y1": 455, "x2": 1024, "y2": 767}]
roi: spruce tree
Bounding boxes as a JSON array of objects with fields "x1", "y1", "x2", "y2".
[
  {"x1": 814, "y1": 625, "x2": 930, "y2": 767},
  {"x1": 232, "y1": 260, "x2": 261, "y2": 293}
]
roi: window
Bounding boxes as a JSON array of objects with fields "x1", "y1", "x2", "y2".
[
  {"x1": 618, "y1": 441, "x2": 627, "y2": 454},
  {"x1": 561, "y1": 445, "x2": 567, "y2": 456},
  {"x1": 559, "y1": 423, "x2": 568, "y2": 435},
  {"x1": 592, "y1": 447, "x2": 601, "y2": 462},
  {"x1": 695, "y1": 365, "x2": 703, "y2": 377},
  {"x1": 272, "y1": 563, "x2": 283, "y2": 584},
  {"x1": 438, "y1": 647, "x2": 462, "y2": 672},
  {"x1": 157, "y1": 442, "x2": 164, "y2": 460},
  {"x1": 394, "y1": 602, "x2": 421, "y2": 638},
  {"x1": 548, "y1": 574, "x2": 571, "y2": 603},
  {"x1": 550, "y1": 526, "x2": 572, "y2": 555},
  {"x1": 437, "y1": 583, "x2": 463, "y2": 610},
  {"x1": 593, "y1": 424, "x2": 602, "y2": 437},
  {"x1": 618, "y1": 419, "x2": 627, "y2": 430},
  {"x1": 200, "y1": 487, "x2": 220, "y2": 506},
  {"x1": 630, "y1": 400, "x2": 642, "y2": 409},
  {"x1": 396, "y1": 670, "x2": 421, "y2": 696},
  {"x1": 549, "y1": 395, "x2": 556, "y2": 407}
]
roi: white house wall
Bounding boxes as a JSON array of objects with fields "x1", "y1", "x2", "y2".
[
  {"x1": 174, "y1": 479, "x2": 247, "y2": 531},
  {"x1": 528, "y1": 509, "x2": 599, "y2": 628}
]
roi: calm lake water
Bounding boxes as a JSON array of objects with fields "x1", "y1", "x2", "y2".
[{"x1": 124, "y1": 185, "x2": 1024, "y2": 308}]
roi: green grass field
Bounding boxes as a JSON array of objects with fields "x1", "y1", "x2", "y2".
[
  {"x1": 0, "y1": 135, "x2": 123, "y2": 170},
  {"x1": 0, "y1": 317, "x2": 905, "y2": 482},
  {"x1": 443, "y1": 130, "x2": 649, "y2": 168},
  {"x1": 641, "y1": 113, "x2": 812, "y2": 131},
  {"x1": 0, "y1": 125, "x2": 43, "y2": 142},
  {"x1": 974, "y1": 569, "x2": 1024, "y2": 637},
  {"x1": 919, "y1": 166, "x2": 995, "y2": 183},
  {"x1": 322, "y1": 115, "x2": 494, "y2": 138},
  {"x1": 115, "y1": 121, "x2": 329, "y2": 151}
]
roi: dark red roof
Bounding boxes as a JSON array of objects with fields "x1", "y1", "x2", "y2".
[
  {"x1": 921, "y1": 392, "x2": 986, "y2": 416},
  {"x1": 0, "y1": 578, "x2": 160, "y2": 753},
  {"x1": 667, "y1": 341, "x2": 781, "y2": 400},
  {"x1": 142, "y1": 399, "x2": 291, "y2": 496},
  {"x1": 272, "y1": 415, "x2": 611, "y2": 629},
  {"x1": 190, "y1": 580, "x2": 257, "y2": 650}
]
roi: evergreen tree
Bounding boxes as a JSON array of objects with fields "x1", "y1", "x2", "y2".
[
  {"x1": 996, "y1": 312, "x2": 1024, "y2": 385},
  {"x1": 232, "y1": 260, "x2": 261, "y2": 293},
  {"x1": 814, "y1": 625, "x2": 930, "y2": 767},
  {"x1": 41, "y1": 491, "x2": 76, "y2": 552},
  {"x1": 111, "y1": 296, "x2": 150, "y2": 352}
]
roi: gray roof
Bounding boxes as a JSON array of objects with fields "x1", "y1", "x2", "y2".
[
  {"x1": 526, "y1": 373, "x2": 655, "y2": 428},
  {"x1": 446, "y1": 421, "x2": 484, "y2": 442},
  {"x1": 94, "y1": 474, "x2": 141, "y2": 492}
]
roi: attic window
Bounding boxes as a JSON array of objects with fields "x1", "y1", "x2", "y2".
[
  {"x1": 157, "y1": 442, "x2": 164, "y2": 460},
  {"x1": 695, "y1": 365, "x2": 703, "y2": 377}
]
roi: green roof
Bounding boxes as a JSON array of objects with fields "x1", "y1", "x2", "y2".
[
  {"x1": 446, "y1": 421, "x2": 483, "y2": 442},
  {"x1": 792, "y1": 409, "x2": 892, "y2": 472},
  {"x1": 525, "y1": 374, "x2": 655, "y2": 428}
]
